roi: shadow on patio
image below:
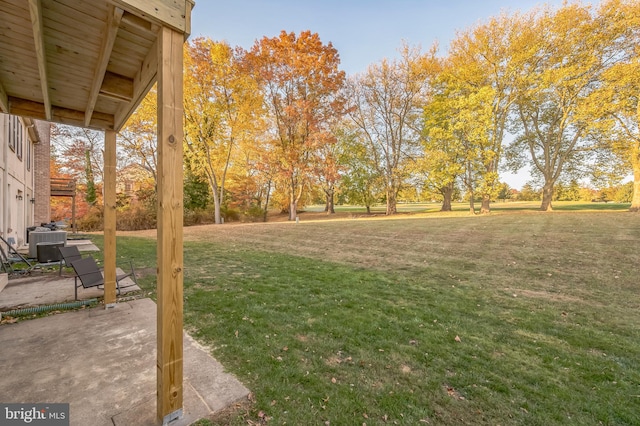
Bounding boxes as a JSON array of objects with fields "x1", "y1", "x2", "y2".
[{"x1": 0, "y1": 261, "x2": 249, "y2": 425}]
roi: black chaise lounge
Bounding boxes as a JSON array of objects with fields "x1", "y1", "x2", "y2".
[
  {"x1": 58, "y1": 245, "x2": 83, "y2": 276},
  {"x1": 69, "y1": 256, "x2": 138, "y2": 300}
]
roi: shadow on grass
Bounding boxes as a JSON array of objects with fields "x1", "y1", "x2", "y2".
[{"x1": 552, "y1": 202, "x2": 631, "y2": 211}]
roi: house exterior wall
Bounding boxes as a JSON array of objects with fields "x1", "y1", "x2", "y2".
[{"x1": 0, "y1": 114, "x2": 47, "y2": 247}]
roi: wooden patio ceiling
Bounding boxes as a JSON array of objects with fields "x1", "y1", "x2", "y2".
[
  {"x1": 0, "y1": 0, "x2": 193, "y2": 131},
  {"x1": 1, "y1": 1, "x2": 194, "y2": 422}
]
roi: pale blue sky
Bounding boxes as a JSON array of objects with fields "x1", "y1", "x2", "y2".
[
  {"x1": 190, "y1": 0, "x2": 571, "y2": 75},
  {"x1": 189, "y1": 1, "x2": 585, "y2": 188}
]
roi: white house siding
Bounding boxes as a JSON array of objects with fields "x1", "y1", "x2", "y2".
[{"x1": 0, "y1": 114, "x2": 46, "y2": 248}]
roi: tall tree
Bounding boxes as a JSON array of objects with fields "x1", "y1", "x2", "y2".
[
  {"x1": 313, "y1": 130, "x2": 342, "y2": 214},
  {"x1": 120, "y1": 87, "x2": 159, "y2": 184},
  {"x1": 84, "y1": 149, "x2": 96, "y2": 205},
  {"x1": 422, "y1": 58, "x2": 494, "y2": 213},
  {"x1": 507, "y1": 3, "x2": 617, "y2": 211},
  {"x1": 51, "y1": 124, "x2": 107, "y2": 209},
  {"x1": 51, "y1": 125, "x2": 105, "y2": 184},
  {"x1": 337, "y1": 125, "x2": 383, "y2": 213},
  {"x1": 184, "y1": 38, "x2": 263, "y2": 224},
  {"x1": 447, "y1": 12, "x2": 535, "y2": 213},
  {"x1": 588, "y1": 0, "x2": 640, "y2": 211},
  {"x1": 247, "y1": 30, "x2": 347, "y2": 220},
  {"x1": 347, "y1": 44, "x2": 435, "y2": 215}
]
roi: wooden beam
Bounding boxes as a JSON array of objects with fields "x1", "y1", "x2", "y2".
[
  {"x1": 0, "y1": 81, "x2": 8, "y2": 113},
  {"x1": 113, "y1": 37, "x2": 158, "y2": 131},
  {"x1": 85, "y1": 6, "x2": 124, "y2": 127},
  {"x1": 110, "y1": 0, "x2": 191, "y2": 33},
  {"x1": 28, "y1": 0, "x2": 52, "y2": 121},
  {"x1": 121, "y1": 10, "x2": 154, "y2": 32},
  {"x1": 9, "y1": 97, "x2": 115, "y2": 130},
  {"x1": 157, "y1": 25, "x2": 184, "y2": 425},
  {"x1": 103, "y1": 130, "x2": 117, "y2": 306},
  {"x1": 99, "y1": 71, "x2": 134, "y2": 102},
  {"x1": 184, "y1": 0, "x2": 193, "y2": 39}
]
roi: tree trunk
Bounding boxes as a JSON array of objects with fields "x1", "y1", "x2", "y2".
[
  {"x1": 386, "y1": 190, "x2": 397, "y2": 215},
  {"x1": 326, "y1": 189, "x2": 335, "y2": 214},
  {"x1": 262, "y1": 179, "x2": 272, "y2": 222},
  {"x1": 211, "y1": 187, "x2": 222, "y2": 225},
  {"x1": 214, "y1": 201, "x2": 222, "y2": 224},
  {"x1": 480, "y1": 194, "x2": 491, "y2": 214},
  {"x1": 289, "y1": 201, "x2": 297, "y2": 221},
  {"x1": 289, "y1": 176, "x2": 298, "y2": 221},
  {"x1": 207, "y1": 171, "x2": 222, "y2": 225},
  {"x1": 85, "y1": 149, "x2": 96, "y2": 205},
  {"x1": 540, "y1": 181, "x2": 554, "y2": 212},
  {"x1": 440, "y1": 183, "x2": 454, "y2": 212},
  {"x1": 366, "y1": 205, "x2": 371, "y2": 214},
  {"x1": 630, "y1": 142, "x2": 640, "y2": 212}
]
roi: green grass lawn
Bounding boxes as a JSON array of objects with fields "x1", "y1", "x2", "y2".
[
  {"x1": 100, "y1": 206, "x2": 639, "y2": 425},
  {"x1": 308, "y1": 201, "x2": 632, "y2": 216}
]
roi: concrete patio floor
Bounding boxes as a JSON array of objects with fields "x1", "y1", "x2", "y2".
[
  {"x1": 0, "y1": 298, "x2": 250, "y2": 425},
  {"x1": 0, "y1": 271, "x2": 140, "y2": 310}
]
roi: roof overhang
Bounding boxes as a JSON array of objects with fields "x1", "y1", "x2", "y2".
[{"x1": 0, "y1": 0, "x2": 193, "y2": 131}]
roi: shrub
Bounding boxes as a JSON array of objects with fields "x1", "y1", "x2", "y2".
[
  {"x1": 117, "y1": 204, "x2": 157, "y2": 230},
  {"x1": 242, "y1": 205, "x2": 266, "y2": 222},
  {"x1": 221, "y1": 206, "x2": 240, "y2": 222},
  {"x1": 184, "y1": 208, "x2": 214, "y2": 226},
  {"x1": 76, "y1": 205, "x2": 104, "y2": 231}
]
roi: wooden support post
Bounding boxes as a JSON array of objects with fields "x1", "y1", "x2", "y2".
[
  {"x1": 71, "y1": 195, "x2": 76, "y2": 234},
  {"x1": 156, "y1": 25, "x2": 184, "y2": 425},
  {"x1": 103, "y1": 130, "x2": 117, "y2": 306}
]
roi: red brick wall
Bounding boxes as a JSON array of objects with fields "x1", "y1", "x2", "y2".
[{"x1": 33, "y1": 120, "x2": 51, "y2": 225}]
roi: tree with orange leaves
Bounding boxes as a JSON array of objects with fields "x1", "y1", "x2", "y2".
[
  {"x1": 183, "y1": 38, "x2": 264, "y2": 224},
  {"x1": 247, "y1": 30, "x2": 347, "y2": 220}
]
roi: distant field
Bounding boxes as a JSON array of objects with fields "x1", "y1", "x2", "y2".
[
  {"x1": 300, "y1": 201, "x2": 630, "y2": 220},
  {"x1": 303, "y1": 201, "x2": 632, "y2": 216},
  {"x1": 111, "y1": 206, "x2": 639, "y2": 425}
]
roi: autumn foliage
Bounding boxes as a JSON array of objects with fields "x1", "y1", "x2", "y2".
[
  {"x1": 246, "y1": 30, "x2": 347, "y2": 220},
  {"x1": 49, "y1": 0, "x2": 640, "y2": 230}
]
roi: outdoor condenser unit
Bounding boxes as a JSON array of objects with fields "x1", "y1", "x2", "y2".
[
  {"x1": 36, "y1": 242, "x2": 65, "y2": 263},
  {"x1": 28, "y1": 231, "x2": 67, "y2": 258}
]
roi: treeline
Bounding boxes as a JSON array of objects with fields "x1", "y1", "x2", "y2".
[
  {"x1": 513, "y1": 181, "x2": 634, "y2": 203},
  {"x1": 51, "y1": 0, "x2": 639, "y2": 230}
]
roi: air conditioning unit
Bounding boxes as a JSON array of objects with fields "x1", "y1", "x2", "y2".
[
  {"x1": 29, "y1": 231, "x2": 67, "y2": 258},
  {"x1": 37, "y1": 242, "x2": 65, "y2": 263}
]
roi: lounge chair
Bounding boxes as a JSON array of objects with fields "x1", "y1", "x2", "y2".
[
  {"x1": 69, "y1": 256, "x2": 138, "y2": 300},
  {"x1": 58, "y1": 245, "x2": 84, "y2": 276},
  {"x1": 0, "y1": 235, "x2": 33, "y2": 275}
]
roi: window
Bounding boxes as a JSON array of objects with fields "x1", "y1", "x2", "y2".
[
  {"x1": 8, "y1": 116, "x2": 23, "y2": 161},
  {"x1": 8, "y1": 116, "x2": 16, "y2": 152},
  {"x1": 16, "y1": 118, "x2": 23, "y2": 161}
]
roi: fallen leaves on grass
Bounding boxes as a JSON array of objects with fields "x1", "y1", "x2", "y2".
[{"x1": 444, "y1": 385, "x2": 465, "y2": 400}]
